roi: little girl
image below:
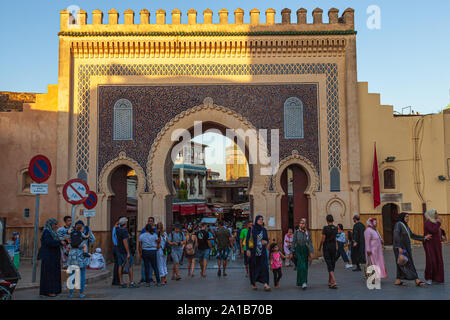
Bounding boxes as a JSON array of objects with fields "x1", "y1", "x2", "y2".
[{"x1": 269, "y1": 243, "x2": 286, "y2": 288}]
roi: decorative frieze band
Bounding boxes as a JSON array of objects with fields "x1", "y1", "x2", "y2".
[{"x1": 70, "y1": 38, "x2": 347, "y2": 58}]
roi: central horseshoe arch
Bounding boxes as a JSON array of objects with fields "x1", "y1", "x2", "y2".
[{"x1": 145, "y1": 97, "x2": 270, "y2": 227}]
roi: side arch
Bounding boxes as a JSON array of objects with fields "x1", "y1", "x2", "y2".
[
  {"x1": 98, "y1": 151, "x2": 146, "y2": 199},
  {"x1": 274, "y1": 150, "x2": 319, "y2": 197}
]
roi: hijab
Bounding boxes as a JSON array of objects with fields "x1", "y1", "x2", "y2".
[
  {"x1": 366, "y1": 218, "x2": 377, "y2": 229},
  {"x1": 398, "y1": 212, "x2": 408, "y2": 225},
  {"x1": 252, "y1": 215, "x2": 264, "y2": 236},
  {"x1": 44, "y1": 218, "x2": 60, "y2": 241},
  {"x1": 424, "y1": 210, "x2": 437, "y2": 224}
]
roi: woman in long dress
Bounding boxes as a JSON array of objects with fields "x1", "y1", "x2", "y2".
[
  {"x1": 156, "y1": 223, "x2": 168, "y2": 285},
  {"x1": 290, "y1": 218, "x2": 314, "y2": 289},
  {"x1": 364, "y1": 218, "x2": 387, "y2": 279},
  {"x1": 393, "y1": 212, "x2": 431, "y2": 287},
  {"x1": 246, "y1": 215, "x2": 271, "y2": 291},
  {"x1": 39, "y1": 218, "x2": 66, "y2": 297},
  {"x1": 423, "y1": 210, "x2": 444, "y2": 284}
]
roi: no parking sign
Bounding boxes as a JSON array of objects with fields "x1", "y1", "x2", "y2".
[
  {"x1": 28, "y1": 155, "x2": 52, "y2": 183},
  {"x1": 63, "y1": 179, "x2": 90, "y2": 205},
  {"x1": 83, "y1": 191, "x2": 98, "y2": 210}
]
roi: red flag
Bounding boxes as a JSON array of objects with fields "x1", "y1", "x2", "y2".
[{"x1": 372, "y1": 143, "x2": 381, "y2": 208}]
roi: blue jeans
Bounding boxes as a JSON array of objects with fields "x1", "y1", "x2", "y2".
[
  {"x1": 336, "y1": 242, "x2": 350, "y2": 263},
  {"x1": 142, "y1": 250, "x2": 160, "y2": 284},
  {"x1": 69, "y1": 267, "x2": 86, "y2": 294},
  {"x1": 141, "y1": 256, "x2": 153, "y2": 281}
]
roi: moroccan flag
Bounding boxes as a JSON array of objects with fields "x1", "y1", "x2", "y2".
[{"x1": 372, "y1": 143, "x2": 381, "y2": 208}]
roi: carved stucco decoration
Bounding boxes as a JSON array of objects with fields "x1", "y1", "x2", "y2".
[
  {"x1": 99, "y1": 151, "x2": 146, "y2": 198},
  {"x1": 326, "y1": 195, "x2": 346, "y2": 219},
  {"x1": 146, "y1": 97, "x2": 261, "y2": 193},
  {"x1": 273, "y1": 149, "x2": 320, "y2": 196}
]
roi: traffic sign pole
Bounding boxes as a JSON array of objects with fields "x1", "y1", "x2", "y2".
[
  {"x1": 70, "y1": 205, "x2": 78, "y2": 228},
  {"x1": 31, "y1": 194, "x2": 40, "y2": 283},
  {"x1": 28, "y1": 155, "x2": 51, "y2": 284}
]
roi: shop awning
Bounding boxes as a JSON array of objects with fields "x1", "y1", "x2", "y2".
[
  {"x1": 196, "y1": 203, "x2": 207, "y2": 214},
  {"x1": 180, "y1": 204, "x2": 196, "y2": 216},
  {"x1": 127, "y1": 205, "x2": 137, "y2": 212},
  {"x1": 172, "y1": 204, "x2": 180, "y2": 212}
]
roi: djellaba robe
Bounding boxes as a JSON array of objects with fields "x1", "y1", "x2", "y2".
[
  {"x1": 364, "y1": 227, "x2": 387, "y2": 278},
  {"x1": 351, "y1": 222, "x2": 366, "y2": 265},
  {"x1": 291, "y1": 230, "x2": 314, "y2": 286},
  {"x1": 424, "y1": 220, "x2": 444, "y2": 283},
  {"x1": 246, "y1": 224, "x2": 270, "y2": 285},
  {"x1": 393, "y1": 221, "x2": 424, "y2": 280},
  {"x1": 39, "y1": 229, "x2": 62, "y2": 296}
]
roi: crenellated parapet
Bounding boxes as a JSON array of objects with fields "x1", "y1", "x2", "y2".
[
  {"x1": 59, "y1": 7, "x2": 356, "y2": 34},
  {"x1": 59, "y1": 8, "x2": 356, "y2": 59}
]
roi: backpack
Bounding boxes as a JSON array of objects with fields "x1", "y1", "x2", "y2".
[
  {"x1": 185, "y1": 234, "x2": 195, "y2": 256},
  {"x1": 70, "y1": 231, "x2": 83, "y2": 248}
]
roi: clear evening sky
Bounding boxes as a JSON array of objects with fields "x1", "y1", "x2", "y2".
[{"x1": 0, "y1": 0, "x2": 449, "y2": 114}]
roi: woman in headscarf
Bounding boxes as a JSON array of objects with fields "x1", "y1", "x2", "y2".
[
  {"x1": 393, "y1": 212, "x2": 431, "y2": 287},
  {"x1": 39, "y1": 218, "x2": 66, "y2": 297},
  {"x1": 67, "y1": 220, "x2": 91, "y2": 298},
  {"x1": 364, "y1": 218, "x2": 387, "y2": 279},
  {"x1": 246, "y1": 215, "x2": 271, "y2": 291},
  {"x1": 423, "y1": 210, "x2": 444, "y2": 284},
  {"x1": 290, "y1": 218, "x2": 314, "y2": 289}
]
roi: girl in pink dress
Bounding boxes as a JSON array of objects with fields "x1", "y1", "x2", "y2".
[
  {"x1": 269, "y1": 243, "x2": 286, "y2": 288},
  {"x1": 364, "y1": 218, "x2": 387, "y2": 279}
]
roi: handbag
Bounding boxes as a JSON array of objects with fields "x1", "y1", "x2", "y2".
[
  {"x1": 248, "y1": 228, "x2": 254, "y2": 249},
  {"x1": 397, "y1": 251, "x2": 409, "y2": 266}
]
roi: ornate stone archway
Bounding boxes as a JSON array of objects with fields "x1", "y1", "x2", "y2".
[
  {"x1": 270, "y1": 150, "x2": 320, "y2": 232},
  {"x1": 96, "y1": 151, "x2": 146, "y2": 231},
  {"x1": 274, "y1": 150, "x2": 320, "y2": 197},
  {"x1": 145, "y1": 97, "x2": 270, "y2": 228},
  {"x1": 99, "y1": 151, "x2": 146, "y2": 198}
]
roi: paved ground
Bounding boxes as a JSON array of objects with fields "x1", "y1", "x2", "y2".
[
  {"x1": 14, "y1": 245, "x2": 450, "y2": 300},
  {"x1": 14, "y1": 262, "x2": 110, "y2": 291}
]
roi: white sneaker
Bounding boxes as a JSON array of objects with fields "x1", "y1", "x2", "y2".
[
  {"x1": 345, "y1": 264, "x2": 353, "y2": 269},
  {"x1": 302, "y1": 283, "x2": 307, "y2": 289},
  {"x1": 424, "y1": 280, "x2": 432, "y2": 285}
]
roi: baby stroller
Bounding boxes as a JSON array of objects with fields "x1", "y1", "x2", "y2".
[{"x1": 0, "y1": 245, "x2": 21, "y2": 300}]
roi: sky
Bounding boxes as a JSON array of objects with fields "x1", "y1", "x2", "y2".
[{"x1": 1, "y1": 0, "x2": 449, "y2": 114}]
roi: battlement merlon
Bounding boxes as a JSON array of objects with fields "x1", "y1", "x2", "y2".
[{"x1": 59, "y1": 8, "x2": 356, "y2": 35}]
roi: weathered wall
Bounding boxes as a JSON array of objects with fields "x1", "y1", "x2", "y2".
[
  {"x1": 358, "y1": 82, "x2": 450, "y2": 240},
  {"x1": 0, "y1": 85, "x2": 59, "y2": 256}
]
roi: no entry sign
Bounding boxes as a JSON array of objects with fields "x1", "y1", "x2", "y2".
[
  {"x1": 63, "y1": 179, "x2": 90, "y2": 205},
  {"x1": 83, "y1": 191, "x2": 98, "y2": 210},
  {"x1": 28, "y1": 155, "x2": 52, "y2": 183}
]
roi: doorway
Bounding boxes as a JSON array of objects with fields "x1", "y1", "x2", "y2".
[
  {"x1": 382, "y1": 203, "x2": 399, "y2": 245},
  {"x1": 280, "y1": 164, "x2": 309, "y2": 236},
  {"x1": 110, "y1": 165, "x2": 138, "y2": 254}
]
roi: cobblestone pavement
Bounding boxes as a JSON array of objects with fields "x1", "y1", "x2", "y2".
[{"x1": 14, "y1": 245, "x2": 450, "y2": 300}]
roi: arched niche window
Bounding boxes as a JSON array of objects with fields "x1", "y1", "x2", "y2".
[
  {"x1": 330, "y1": 167, "x2": 340, "y2": 192},
  {"x1": 384, "y1": 169, "x2": 396, "y2": 189},
  {"x1": 113, "y1": 99, "x2": 133, "y2": 141},
  {"x1": 284, "y1": 97, "x2": 304, "y2": 139},
  {"x1": 17, "y1": 168, "x2": 33, "y2": 195}
]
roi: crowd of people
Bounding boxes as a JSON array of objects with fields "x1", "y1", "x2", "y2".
[{"x1": 37, "y1": 209, "x2": 446, "y2": 297}]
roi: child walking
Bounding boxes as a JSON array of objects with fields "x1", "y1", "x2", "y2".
[{"x1": 269, "y1": 243, "x2": 286, "y2": 289}]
